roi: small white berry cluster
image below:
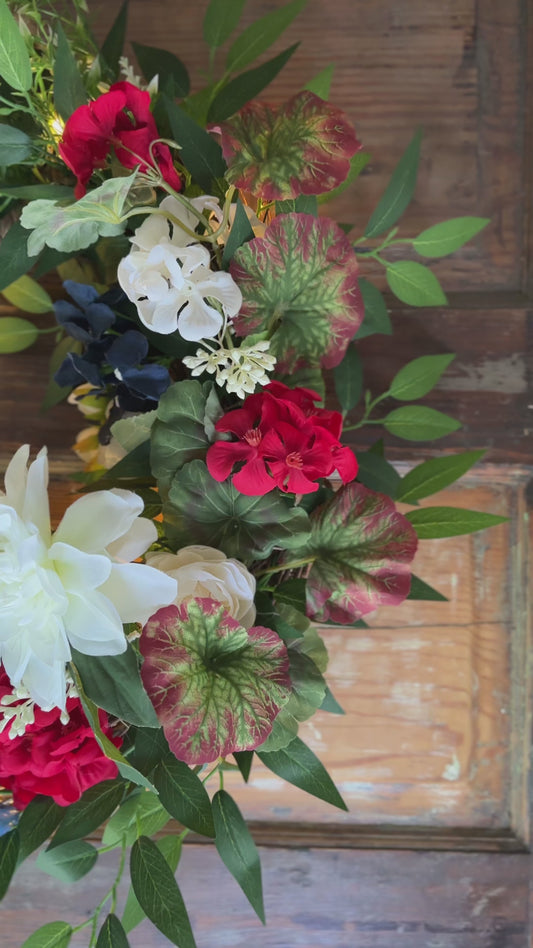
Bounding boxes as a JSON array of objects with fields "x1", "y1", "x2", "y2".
[
  {"x1": 183, "y1": 340, "x2": 276, "y2": 399},
  {"x1": 0, "y1": 676, "x2": 79, "y2": 739}
]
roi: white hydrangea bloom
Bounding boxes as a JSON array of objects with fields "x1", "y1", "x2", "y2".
[
  {"x1": 146, "y1": 545, "x2": 256, "y2": 629},
  {"x1": 117, "y1": 195, "x2": 242, "y2": 340},
  {"x1": 183, "y1": 340, "x2": 277, "y2": 399},
  {"x1": 0, "y1": 446, "x2": 177, "y2": 712}
]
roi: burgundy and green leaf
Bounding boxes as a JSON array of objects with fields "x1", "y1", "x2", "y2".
[
  {"x1": 294, "y1": 482, "x2": 418, "y2": 623},
  {"x1": 231, "y1": 213, "x2": 364, "y2": 371},
  {"x1": 218, "y1": 91, "x2": 361, "y2": 201},
  {"x1": 140, "y1": 599, "x2": 291, "y2": 765}
]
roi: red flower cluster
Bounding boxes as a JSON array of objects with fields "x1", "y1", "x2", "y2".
[
  {"x1": 0, "y1": 669, "x2": 121, "y2": 809},
  {"x1": 206, "y1": 381, "x2": 358, "y2": 496},
  {"x1": 58, "y1": 81, "x2": 181, "y2": 199}
]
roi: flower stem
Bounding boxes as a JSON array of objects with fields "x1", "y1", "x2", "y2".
[{"x1": 255, "y1": 557, "x2": 315, "y2": 578}]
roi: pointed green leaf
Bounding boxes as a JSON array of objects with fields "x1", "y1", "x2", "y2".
[
  {"x1": 383, "y1": 406, "x2": 461, "y2": 441},
  {"x1": 304, "y1": 64, "x2": 334, "y2": 99},
  {"x1": 233, "y1": 750, "x2": 254, "y2": 782},
  {"x1": 1, "y1": 274, "x2": 53, "y2": 313},
  {"x1": 0, "y1": 0, "x2": 32, "y2": 91},
  {"x1": 129, "y1": 727, "x2": 170, "y2": 776},
  {"x1": 49, "y1": 781, "x2": 124, "y2": 849},
  {"x1": 54, "y1": 24, "x2": 87, "y2": 120},
  {"x1": 16, "y1": 797, "x2": 65, "y2": 864},
  {"x1": 389, "y1": 353, "x2": 455, "y2": 401},
  {"x1": 334, "y1": 345, "x2": 362, "y2": 412},
  {"x1": 122, "y1": 835, "x2": 182, "y2": 934},
  {"x1": 0, "y1": 183, "x2": 74, "y2": 200},
  {"x1": 71, "y1": 645, "x2": 160, "y2": 728},
  {"x1": 204, "y1": 0, "x2": 247, "y2": 49},
  {"x1": 151, "y1": 380, "x2": 211, "y2": 494},
  {"x1": 132, "y1": 42, "x2": 189, "y2": 98},
  {"x1": 258, "y1": 736, "x2": 347, "y2": 810},
  {"x1": 320, "y1": 686, "x2": 345, "y2": 715},
  {"x1": 397, "y1": 450, "x2": 486, "y2": 503},
  {"x1": 407, "y1": 574, "x2": 448, "y2": 601},
  {"x1": 36, "y1": 840, "x2": 98, "y2": 883},
  {"x1": 0, "y1": 123, "x2": 32, "y2": 165},
  {"x1": 405, "y1": 506, "x2": 508, "y2": 539},
  {"x1": 153, "y1": 753, "x2": 215, "y2": 837},
  {"x1": 274, "y1": 578, "x2": 307, "y2": 614},
  {"x1": 355, "y1": 450, "x2": 401, "y2": 498},
  {"x1": 102, "y1": 790, "x2": 169, "y2": 848},
  {"x1": 386, "y1": 261, "x2": 447, "y2": 307},
  {"x1": 0, "y1": 316, "x2": 38, "y2": 353},
  {"x1": 364, "y1": 128, "x2": 422, "y2": 238},
  {"x1": 95, "y1": 914, "x2": 130, "y2": 948},
  {"x1": 20, "y1": 921, "x2": 73, "y2": 948},
  {"x1": 353, "y1": 278, "x2": 392, "y2": 339},
  {"x1": 226, "y1": 0, "x2": 307, "y2": 73},
  {"x1": 213, "y1": 790, "x2": 265, "y2": 922},
  {"x1": 0, "y1": 827, "x2": 19, "y2": 898},
  {"x1": 208, "y1": 43, "x2": 298, "y2": 123},
  {"x1": 165, "y1": 98, "x2": 226, "y2": 192},
  {"x1": 130, "y1": 836, "x2": 197, "y2": 948},
  {"x1": 100, "y1": 0, "x2": 129, "y2": 76},
  {"x1": 413, "y1": 217, "x2": 490, "y2": 258},
  {"x1": 222, "y1": 198, "x2": 255, "y2": 268}
]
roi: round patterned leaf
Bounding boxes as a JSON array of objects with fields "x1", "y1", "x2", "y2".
[
  {"x1": 218, "y1": 91, "x2": 361, "y2": 201},
  {"x1": 140, "y1": 599, "x2": 291, "y2": 765},
  {"x1": 299, "y1": 482, "x2": 418, "y2": 623},
  {"x1": 231, "y1": 213, "x2": 363, "y2": 371}
]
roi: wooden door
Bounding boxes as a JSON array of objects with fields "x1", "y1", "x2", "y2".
[{"x1": 1, "y1": 1, "x2": 532, "y2": 944}]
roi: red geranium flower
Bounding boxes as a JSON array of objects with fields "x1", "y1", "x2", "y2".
[
  {"x1": 58, "y1": 81, "x2": 182, "y2": 199},
  {"x1": 0, "y1": 668, "x2": 121, "y2": 809},
  {"x1": 206, "y1": 384, "x2": 358, "y2": 496}
]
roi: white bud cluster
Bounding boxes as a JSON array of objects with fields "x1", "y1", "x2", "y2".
[
  {"x1": 183, "y1": 340, "x2": 277, "y2": 399},
  {"x1": 0, "y1": 677, "x2": 79, "y2": 739}
]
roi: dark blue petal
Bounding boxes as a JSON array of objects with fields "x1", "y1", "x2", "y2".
[
  {"x1": 107, "y1": 330, "x2": 149, "y2": 371},
  {"x1": 120, "y1": 363, "x2": 171, "y2": 399},
  {"x1": 63, "y1": 280, "x2": 100, "y2": 309},
  {"x1": 55, "y1": 352, "x2": 104, "y2": 388},
  {"x1": 84, "y1": 302, "x2": 116, "y2": 336}
]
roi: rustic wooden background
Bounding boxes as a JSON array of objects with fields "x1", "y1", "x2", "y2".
[{"x1": 1, "y1": 0, "x2": 532, "y2": 945}]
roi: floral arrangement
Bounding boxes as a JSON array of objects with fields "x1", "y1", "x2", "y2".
[{"x1": 0, "y1": 1, "x2": 506, "y2": 945}]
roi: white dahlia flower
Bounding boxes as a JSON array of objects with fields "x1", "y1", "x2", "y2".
[
  {"x1": 146, "y1": 545, "x2": 257, "y2": 629},
  {"x1": 0, "y1": 445, "x2": 177, "y2": 712}
]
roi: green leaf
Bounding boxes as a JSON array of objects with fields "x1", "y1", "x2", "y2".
[
  {"x1": 304, "y1": 64, "x2": 334, "y2": 99},
  {"x1": 153, "y1": 753, "x2": 215, "y2": 837},
  {"x1": 320, "y1": 685, "x2": 345, "y2": 715},
  {"x1": 122, "y1": 835, "x2": 182, "y2": 934},
  {"x1": 226, "y1": 0, "x2": 307, "y2": 73},
  {"x1": 258, "y1": 736, "x2": 347, "y2": 810},
  {"x1": 102, "y1": 791, "x2": 169, "y2": 848},
  {"x1": 20, "y1": 921, "x2": 73, "y2": 948},
  {"x1": 213, "y1": 790, "x2": 265, "y2": 923},
  {"x1": 386, "y1": 261, "x2": 447, "y2": 307},
  {"x1": 165, "y1": 98, "x2": 226, "y2": 193},
  {"x1": 129, "y1": 727, "x2": 170, "y2": 777},
  {"x1": 0, "y1": 123, "x2": 32, "y2": 164},
  {"x1": 0, "y1": 0, "x2": 32, "y2": 91},
  {"x1": 0, "y1": 827, "x2": 19, "y2": 898},
  {"x1": 334, "y1": 345, "x2": 362, "y2": 412},
  {"x1": 0, "y1": 316, "x2": 38, "y2": 352},
  {"x1": 389, "y1": 353, "x2": 455, "y2": 401},
  {"x1": 222, "y1": 198, "x2": 255, "y2": 268},
  {"x1": 164, "y1": 459, "x2": 311, "y2": 563},
  {"x1": 317, "y1": 150, "x2": 371, "y2": 205},
  {"x1": 413, "y1": 217, "x2": 490, "y2": 258},
  {"x1": 274, "y1": 578, "x2": 307, "y2": 614},
  {"x1": 53, "y1": 24, "x2": 87, "y2": 120},
  {"x1": 132, "y1": 42, "x2": 189, "y2": 98},
  {"x1": 355, "y1": 450, "x2": 401, "y2": 498},
  {"x1": 130, "y1": 836, "x2": 197, "y2": 948},
  {"x1": 383, "y1": 405, "x2": 461, "y2": 441},
  {"x1": 71, "y1": 645, "x2": 160, "y2": 728},
  {"x1": 151, "y1": 380, "x2": 211, "y2": 494},
  {"x1": 96, "y1": 914, "x2": 130, "y2": 948},
  {"x1": 396, "y1": 450, "x2": 486, "y2": 503},
  {"x1": 353, "y1": 278, "x2": 392, "y2": 339},
  {"x1": 36, "y1": 840, "x2": 98, "y2": 883},
  {"x1": 405, "y1": 506, "x2": 508, "y2": 539},
  {"x1": 1, "y1": 274, "x2": 53, "y2": 313},
  {"x1": 407, "y1": 574, "x2": 448, "y2": 602},
  {"x1": 100, "y1": 0, "x2": 129, "y2": 76},
  {"x1": 364, "y1": 128, "x2": 421, "y2": 238},
  {"x1": 49, "y1": 781, "x2": 124, "y2": 849},
  {"x1": 208, "y1": 43, "x2": 298, "y2": 123},
  {"x1": 0, "y1": 184, "x2": 74, "y2": 200},
  {"x1": 233, "y1": 750, "x2": 254, "y2": 782},
  {"x1": 16, "y1": 797, "x2": 65, "y2": 864},
  {"x1": 204, "y1": 0, "x2": 247, "y2": 49}
]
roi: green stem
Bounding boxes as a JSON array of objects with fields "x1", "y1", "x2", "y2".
[{"x1": 255, "y1": 557, "x2": 315, "y2": 578}]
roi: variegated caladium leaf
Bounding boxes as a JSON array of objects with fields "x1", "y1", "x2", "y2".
[
  {"x1": 218, "y1": 91, "x2": 361, "y2": 202},
  {"x1": 140, "y1": 598, "x2": 291, "y2": 765},
  {"x1": 294, "y1": 482, "x2": 418, "y2": 623},
  {"x1": 231, "y1": 213, "x2": 364, "y2": 371}
]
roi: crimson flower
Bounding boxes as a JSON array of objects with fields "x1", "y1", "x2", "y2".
[
  {"x1": 0, "y1": 668, "x2": 121, "y2": 809},
  {"x1": 206, "y1": 382, "x2": 357, "y2": 496},
  {"x1": 58, "y1": 81, "x2": 181, "y2": 199}
]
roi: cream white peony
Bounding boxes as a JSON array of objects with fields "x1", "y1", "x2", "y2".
[
  {"x1": 146, "y1": 545, "x2": 256, "y2": 629},
  {"x1": 0, "y1": 445, "x2": 178, "y2": 712}
]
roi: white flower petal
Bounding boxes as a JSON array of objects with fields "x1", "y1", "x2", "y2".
[
  {"x1": 53, "y1": 489, "x2": 144, "y2": 554},
  {"x1": 64, "y1": 589, "x2": 127, "y2": 655},
  {"x1": 21, "y1": 655, "x2": 69, "y2": 712},
  {"x1": 99, "y1": 562, "x2": 177, "y2": 624},
  {"x1": 48, "y1": 541, "x2": 112, "y2": 591},
  {"x1": 178, "y1": 297, "x2": 223, "y2": 341},
  {"x1": 107, "y1": 516, "x2": 157, "y2": 562},
  {"x1": 1, "y1": 444, "x2": 30, "y2": 513}
]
